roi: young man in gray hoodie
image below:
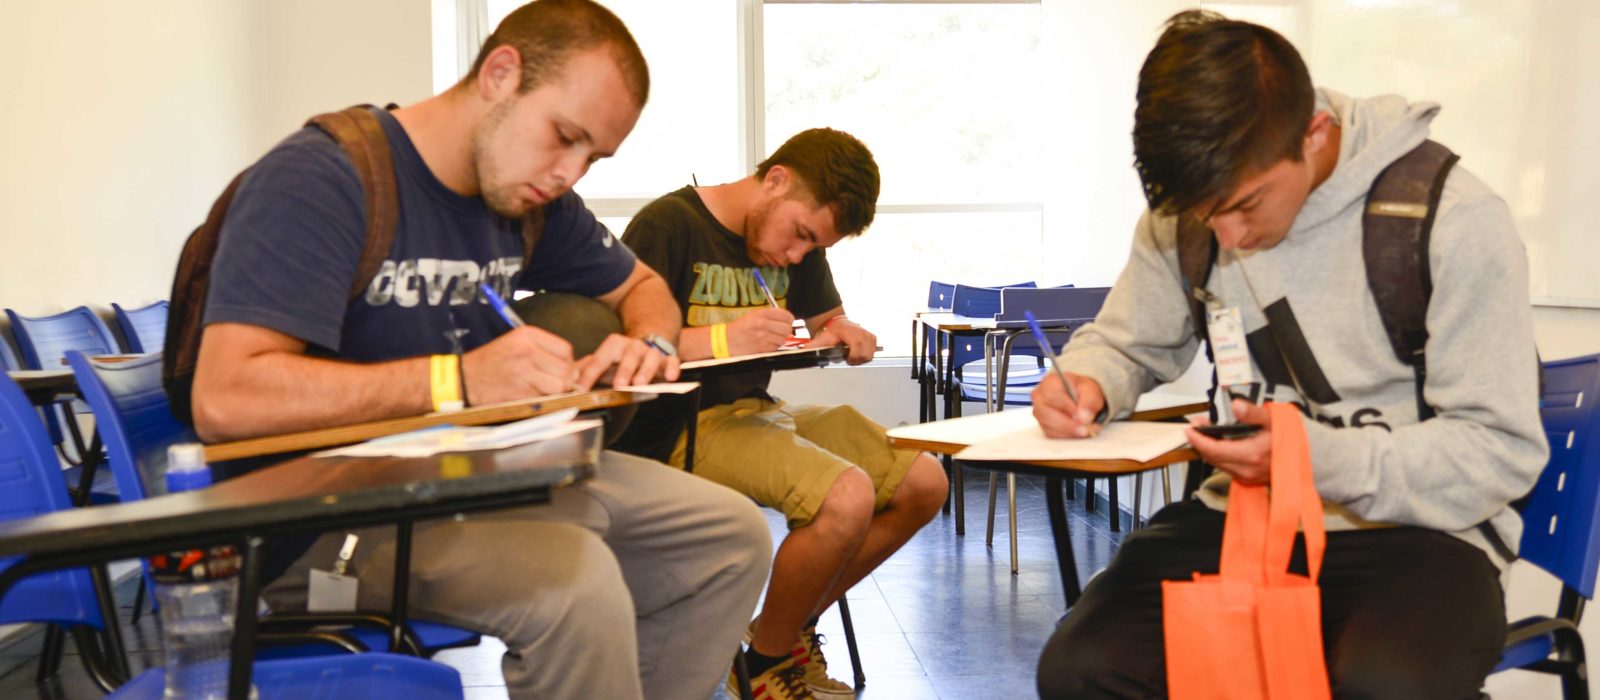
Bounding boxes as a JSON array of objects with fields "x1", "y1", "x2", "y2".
[{"x1": 1033, "y1": 11, "x2": 1547, "y2": 699}]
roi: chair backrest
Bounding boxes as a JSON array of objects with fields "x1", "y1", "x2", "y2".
[
  {"x1": 0, "y1": 374, "x2": 105, "y2": 627},
  {"x1": 926, "y1": 281, "x2": 956, "y2": 310},
  {"x1": 1518, "y1": 353, "x2": 1600, "y2": 599},
  {"x1": 67, "y1": 351, "x2": 196, "y2": 500},
  {"x1": 0, "y1": 334, "x2": 16, "y2": 371},
  {"x1": 111, "y1": 301, "x2": 170, "y2": 355},
  {"x1": 997, "y1": 286, "x2": 1110, "y2": 325},
  {"x1": 951, "y1": 282, "x2": 1037, "y2": 319},
  {"x1": 6, "y1": 307, "x2": 118, "y2": 370}
]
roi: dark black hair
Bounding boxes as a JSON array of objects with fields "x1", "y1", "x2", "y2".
[{"x1": 1132, "y1": 9, "x2": 1313, "y2": 216}]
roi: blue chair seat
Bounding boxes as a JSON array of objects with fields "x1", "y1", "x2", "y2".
[
  {"x1": 1493, "y1": 621, "x2": 1555, "y2": 673},
  {"x1": 110, "y1": 653, "x2": 464, "y2": 699}
]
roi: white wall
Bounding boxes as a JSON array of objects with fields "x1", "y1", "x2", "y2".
[
  {"x1": 0, "y1": 0, "x2": 432, "y2": 327},
  {"x1": 0, "y1": 1, "x2": 260, "y2": 315},
  {"x1": 250, "y1": 0, "x2": 435, "y2": 153}
]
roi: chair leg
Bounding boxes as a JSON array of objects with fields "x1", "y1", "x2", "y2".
[
  {"x1": 1133, "y1": 473, "x2": 1145, "y2": 530},
  {"x1": 36, "y1": 624, "x2": 65, "y2": 682},
  {"x1": 837, "y1": 598, "x2": 865, "y2": 689},
  {"x1": 1161, "y1": 466, "x2": 1173, "y2": 506},
  {"x1": 1007, "y1": 473, "x2": 1019, "y2": 574},
  {"x1": 1108, "y1": 476, "x2": 1121, "y2": 532},
  {"x1": 1084, "y1": 477, "x2": 1096, "y2": 512},
  {"x1": 953, "y1": 460, "x2": 965, "y2": 536},
  {"x1": 131, "y1": 575, "x2": 148, "y2": 625},
  {"x1": 985, "y1": 472, "x2": 999, "y2": 546}
]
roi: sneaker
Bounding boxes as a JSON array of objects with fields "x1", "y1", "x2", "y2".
[
  {"x1": 797, "y1": 625, "x2": 855, "y2": 699},
  {"x1": 726, "y1": 652, "x2": 815, "y2": 700}
]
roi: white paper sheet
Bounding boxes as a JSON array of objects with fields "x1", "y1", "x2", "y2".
[
  {"x1": 314, "y1": 410, "x2": 597, "y2": 458},
  {"x1": 953, "y1": 421, "x2": 1191, "y2": 463}
]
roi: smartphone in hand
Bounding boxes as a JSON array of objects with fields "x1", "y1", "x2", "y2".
[{"x1": 1193, "y1": 423, "x2": 1262, "y2": 440}]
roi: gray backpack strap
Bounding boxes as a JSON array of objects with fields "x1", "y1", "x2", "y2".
[{"x1": 1361, "y1": 139, "x2": 1459, "y2": 421}]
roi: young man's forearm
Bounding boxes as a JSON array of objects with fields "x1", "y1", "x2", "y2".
[{"x1": 192, "y1": 351, "x2": 432, "y2": 443}]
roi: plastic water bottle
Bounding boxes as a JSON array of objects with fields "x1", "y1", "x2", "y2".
[{"x1": 151, "y1": 443, "x2": 248, "y2": 699}]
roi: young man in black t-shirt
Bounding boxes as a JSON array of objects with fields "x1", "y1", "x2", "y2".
[
  {"x1": 616, "y1": 129, "x2": 949, "y2": 700},
  {"x1": 192, "y1": 3, "x2": 770, "y2": 698}
]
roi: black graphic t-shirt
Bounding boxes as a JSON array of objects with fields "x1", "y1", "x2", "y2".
[
  {"x1": 613, "y1": 186, "x2": 841, "y2": 462},
  {"x1": 206, "y1": 108, "x2": 636, "y2": 364}
]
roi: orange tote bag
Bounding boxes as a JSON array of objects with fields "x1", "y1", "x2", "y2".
[{"x1": 1163, "y1": 402, "x2": 1331, "y2": 700}]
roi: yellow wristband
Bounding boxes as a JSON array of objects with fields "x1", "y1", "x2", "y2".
[
  {"x1": 430, "y1": 354, "x2": 464, "y2": 412},
  {"x1": 710, "y1": 323, "x2": 731, "y2": 359}
]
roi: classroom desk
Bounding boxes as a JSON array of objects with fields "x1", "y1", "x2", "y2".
[
  {"x1": 7, "y1": 369, "x2": 78, "y2": 405},
  {"x1": 203, "y1": 388, "x2": 651, "y2": 462},
  {"x1": 0, "y1": 423, "x2": 602, "y2": 700},
  {"x1": 888, "y1": 396, "x2": 1204, "y2": 608}
]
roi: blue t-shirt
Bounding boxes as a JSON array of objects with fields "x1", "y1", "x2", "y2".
[
  {"x1": 203, "y1": 109, "x2": 636, "y2": 579},
  {"x1": 206, "y1": 108, "x2": 636, "y2": 361}
]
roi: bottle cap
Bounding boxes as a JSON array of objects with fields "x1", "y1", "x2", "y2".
[{"x1": 167, "y1": 443, "x2": 206, "y2": 474}]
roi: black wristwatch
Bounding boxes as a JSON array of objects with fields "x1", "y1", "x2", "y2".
[{"x1": 642, "y1": 334, "x2": 678, "y2": 357}]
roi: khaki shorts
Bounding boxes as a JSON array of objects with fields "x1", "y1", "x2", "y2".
[{"x1": 668, "y1": 398, "x2": 918, "y2": 529}]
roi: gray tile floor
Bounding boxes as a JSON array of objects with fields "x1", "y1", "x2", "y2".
[{"x1": 0, "y1": 472, "x2": 1132, "y2": 699}]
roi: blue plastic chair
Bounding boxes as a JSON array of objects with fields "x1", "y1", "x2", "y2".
[
  {"x1": 0, "y1": 373, "x2": 130, "y2": 691},
  {"x1": 5, "y1": 306, "x2": 118, "y2": 479},
  {"x1": 1491, "y1": 353, "x2": 1600, "y2": 698},
  {"x1": 66, "y1": 351, "x2": 483, "y2": 659},
  {"x1": 0, "y1": 334, "x2": 18, "y2": 371},
  {"x1": 110, "y1": 653, "x2": 464, "y2": 699},
  {"x1": 111, "y1": 301, "x2": 170, "y2": 355}
]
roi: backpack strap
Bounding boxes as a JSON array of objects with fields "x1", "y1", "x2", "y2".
[
  {"x1": 306, "y1": 106, "x2": 400, "y2": 303},
  {"x1": 1361, "y1": 139, "x2": 1458, "y2": 421}
]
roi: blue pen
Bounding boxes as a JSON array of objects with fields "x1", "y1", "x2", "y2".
[
  {"x1": 751, "y1": 269, "x2": 781, "y2": 309},
  {"x1": 1025, "y1": 311, "x2": 1080, "y2": 406},
  {"x1": 479, "y1": 283, "x2": 525, "y2": 329}
]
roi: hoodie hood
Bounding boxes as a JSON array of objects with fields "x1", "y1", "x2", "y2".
[{"x1": 1292, "y1": 88, "x2": 1440, "y2": 234}]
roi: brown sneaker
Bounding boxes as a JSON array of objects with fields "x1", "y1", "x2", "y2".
[
  {"x1": 726, "y1": 652, "x2": 815, "y2": 700},
  {"x1": 798, "y1": 624, "x2": 855, "y2": 699}
]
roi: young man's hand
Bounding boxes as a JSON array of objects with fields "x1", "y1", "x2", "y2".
[
  {"x1": 1185, "y1": 398, "x2": 1275, "y2": 485},
  {"x1": 727, "y1": 308, "x2": 795, "y2": 355},
  {"x1": 574, "y1": 333, "x2": 682, "y2": 389},
  {"x1": 804, "y1": 318, "x2": 876, "y2": 365},
  {"x1": 462, "y1": 326, "x2": 577, "y2": 404},
  {"x1": 1032, "y1": 370, "x2": 1107, "y2": 439}
]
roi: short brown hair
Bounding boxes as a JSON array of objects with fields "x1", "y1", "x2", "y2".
[
  {"x1": 1133, "y1": 10, "x2": 1313, "y2": 216},
  {"x1": 466, "y1": 0, "x2": 649, "y2": 106},
  {"x1": 758, "y1": 128, "x2": 880, "y2": 237}
]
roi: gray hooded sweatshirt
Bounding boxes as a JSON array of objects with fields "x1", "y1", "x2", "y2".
[{"x1": 1058, "y1": 89, "x2": 1548, "y2": 568}]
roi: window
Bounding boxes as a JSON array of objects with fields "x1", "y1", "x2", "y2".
[
  {"x1": 440, "y1": 0, "x2": 1043, "y2": 355},
  {"x1": 763, "y1": 2, "x2": 1043, "y2": 352}
]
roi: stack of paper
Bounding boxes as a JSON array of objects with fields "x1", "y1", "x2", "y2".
[{"x1": 316, "y1": 408, "x2": 597, "y2": 458}]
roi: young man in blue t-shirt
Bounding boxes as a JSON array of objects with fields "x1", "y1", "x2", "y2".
[{"x1": 190, "y1": 2, "x2": 770, "y2": 698}]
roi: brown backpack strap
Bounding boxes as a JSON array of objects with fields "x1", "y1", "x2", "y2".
[
  {"x1": 306, "y1": 106, "x2": 399, "y2": 303},
  {"x1": 161, "y1": 170, "x2": 251, "y2": 403}
]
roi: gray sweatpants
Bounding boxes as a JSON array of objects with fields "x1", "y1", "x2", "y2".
[{"x1": 264, "y1": 450, "x2": 772, "y2": 700}]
